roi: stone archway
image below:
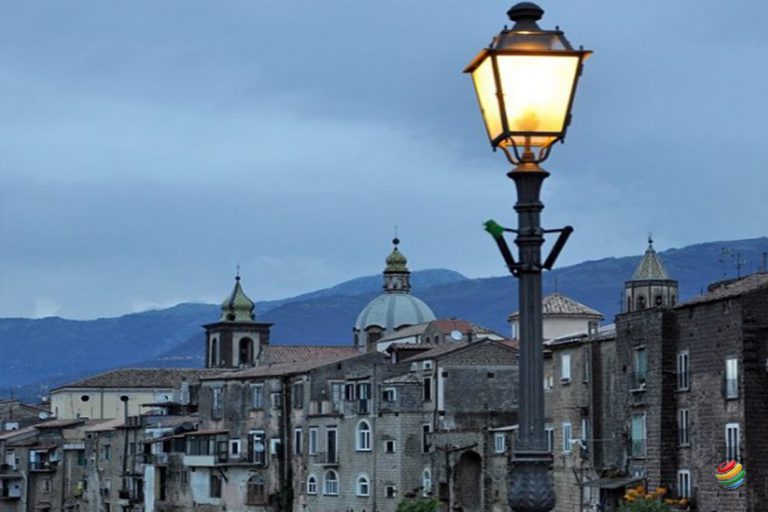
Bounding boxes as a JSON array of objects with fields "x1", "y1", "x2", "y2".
[{"x1": 454, "y1": 450, "x2": 482, "y2": 511}]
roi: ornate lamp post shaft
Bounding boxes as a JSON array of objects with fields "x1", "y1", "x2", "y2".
[{"x1": 507, "y1": 157, "x2": 555, "y2": 512}]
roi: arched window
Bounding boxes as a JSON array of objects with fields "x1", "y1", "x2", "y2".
[
  {"x1": 210, "y1": 337, "x2": 218, "y2": 367},
  {"x1": 307, "y1": 475, "x2": 318, "y2": 495},
  {"x1": 356, "y1": 475, "x2": 370, "y2": 496},
  {"x1": 239, "y1": 338, "x2": 254, "y2": 365},
  {"x1": 637, "y1": 296, "x2": 646, "y2": 310},
  {"x1": 655, "y1": 295, "x2": 663, "y2": 306},
  {"x1": 246, "y1": 475, "x2": 265, "y2": 505},
  {"x1": 422, "y1": 468, "x2": 432, "y2": 496},
  {"x1": 323, "y1": 470, "x2": 339, "y2": 495},
  {"x1": 356, "y1": 420, "x2": 371, "y2": 451}
]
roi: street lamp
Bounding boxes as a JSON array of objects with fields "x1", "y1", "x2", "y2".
[{"x1": 465, "y1": 3, "x2": 591, "y2": 512}]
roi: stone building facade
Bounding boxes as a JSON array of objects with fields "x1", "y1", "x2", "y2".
[{"x1": 542, "y1": 243, "x2": 768, "y2": 512}]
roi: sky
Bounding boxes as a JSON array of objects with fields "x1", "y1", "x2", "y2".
[{"x1": 1, "y1": 1, "x2": 767, "y2": 319}]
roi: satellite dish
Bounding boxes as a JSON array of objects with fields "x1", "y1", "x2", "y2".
[
  {"x1": 450, "y1": 330, "x2": 463, "y2": 341},
  {"x1": 254, "y1": 442, "x2": 265, "y2": 453},
  {"x1": 38, "y1": 412, "x2": 50, "y2": 420}
]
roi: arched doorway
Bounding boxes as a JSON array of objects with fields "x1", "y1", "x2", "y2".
[{"x1": 454, "y1": 450, "x2": 482, "y2": 511}]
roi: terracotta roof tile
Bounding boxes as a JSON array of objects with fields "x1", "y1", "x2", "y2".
[
  {"x1": 263, "y1": 345, "x2": 360, "y2": 364},
  {"x1": 680, "y1": 272, "x2": 768, "y2": 307},
  {"x1": 509, "y1": 293, "x2": 603, "y2": 320},
  {"x1": 53, "y1": 368, "x2": 221, "y2": 391}
]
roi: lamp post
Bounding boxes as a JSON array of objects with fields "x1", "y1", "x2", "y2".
[{"x1": 464, "y1": 3, "x2": 591, "y2": 511}]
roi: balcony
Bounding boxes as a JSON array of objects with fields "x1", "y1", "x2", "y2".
[
  {"x1": 629, "y1": 373, "x2": 647, "y2": 393},
  {"x1": 315, "y1": 452, "x2": 338, "y2": 466},
  {"x1": 0, "y1": 482, "x2": 22, "y2": 500},
  {"x1": 30, "y1": 461, "x2": 56, "y2": 472}
]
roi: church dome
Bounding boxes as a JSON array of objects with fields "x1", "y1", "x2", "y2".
[{"x1": 355, "y1": 293, "x2": 436, "y2": 332}]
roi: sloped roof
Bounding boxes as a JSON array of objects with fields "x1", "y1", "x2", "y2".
[
  {"x1": 378, "y1": 323, "x2": 431, "y2": 342},
  {"x1": 681, "y1": 272, "x2": 768, "y2": 307},
  {"x1": 53, "y1": 368, "x2": 222, "y2": 391},
  {"x1": 262, "y1": 345, "x2": 360, "y2": 365},
  {"x1": 509, "y1": 293, "x2": 603, "y2": 320},
  {"x1": 631, "y1": 241, "x2": 672, "y2": 281},
  {"x1": 404, "y1": 338, "x2": 518, "y2": 362},
  {"x1": 207, "y1": 352, "x2": 358, "y2": 381},
  {"x1": 383, "y1": 373, "x2": 422, "y2": 384}
]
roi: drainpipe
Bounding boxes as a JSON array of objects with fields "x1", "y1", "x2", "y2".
[
  {"x1": 371, "y1": 364, "x2": 378, "y2": 512},
  {"x1": 280, "y1": 376, "x2": 292, "y2": 511}
]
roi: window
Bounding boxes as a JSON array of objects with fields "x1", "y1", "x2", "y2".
[
  {"x1": 422, "y1": 361, "x2": 433, "y2": 370},
  {"x1": 678, "y1": 409, "x2": 689, "y2": 446},
  {"x1": 561, "y1": 354, "x2": 571, "y2": 382},
  {"x1": 309, "y1": 428, "x2": 318, "y2": 455},
  {"x1": 103, "y1": 445, "x2": 111, "y2": 461},
  {"x1": 725, "y1": 358, "x2": 738, "y2": 399},
  {"x1": 212, "y1": 387, "x2": 223, "y2": 419},
  {"x1": 331, "y1": 382, "x2": 344, "y2": 412},
  {"x1": 344, "y1": 383, "x2": 356, "y2": 401},
  {"x1": 293, "y1": 382, "x2": 304, "y2": 409},
  {"x1": 246, "y1": 475, "x2": 266, "y2": 505},
  {"x1": 356, "y1": 421, "x2": 371, "y2": 451},
  {"x1": 581, "y1": 418, "x2": 589, "y2": 442},
  {"x1": 726, "y1": 423, "x2": 740, "y2": 461},
  {"x1": 250, "y1": 431, "x2": 266, "y2": 465},
  {"x1": 422, "y1": 424, "x2": 432, "y2": 453},
  {"x1": 269, "y1": 438, "x2": 282, "y2": 456},
  {"x1": 251, "y1": 384, "x2": 264, "y2": 409},
  {"x1": 421, "y1": 469, "x2": 432, "y2": 496},
  {"x1": 229, "y1": 439, "x2": 241, "y2": 458},
  {"x1": 357, "y1": 475, "x2": 370, "y2": 496},
  {"x1": 357, "y1": 382, "x2": 371, "y2": 415},
  {"x1": 323, "y1": 470, "x2": 339, "y2": 495},
  {"x1": 633, "y1": 347, "x2": 647, "y2": 388},
  {"x1": 210, "y1": 474, "x2": 222, "y2": 498},
  {"x1": 238, "y1": 338, "x2": 253, "y2": 365},
  {"x1": 209, "y1": 337, "x2": 218, "y2": 367},
  {"x1": 494, "y1": 433, "x2": 506, "y2": 454},
  {"x1": 307, "y1": 475, "x2": 318, "y2": 495},
  {"x1": 631, "y1": 414, "x2": 646, "y2": 457},
  {"x1": 188, "y1": 436, "x2": 213, "y2": 456},
  {"x1": 326, "y1": 428, "x2": 338, "y2": 463},
  {"x1": 384, "y1": 440, "x2": 396, "y2": 453},
  {"x1": 562, "y1": 423, "x2": 572, "y2": 453},
  {"x1": 677, "y1": 351, "x2": 690, "y2": 391},
  {"x1": 545, "y1": 427, "x2": 554, "y2": 453},
  {"x1": 271, "y1": 392, "x2": 282, "y2": 410},
  {"x1": 543, "y1": 375, "x2": 554, "y2": 391},
  {"x1": 423, "y1": 378, "x2": 432, "y2": 401},
  {"x1": 383, "y1": 388, "x2": 396, "y2": 402},
  {"x1": 677, "y1": 470, "x2": 691, "y2": 499},
  {"x1": 385, "y1": 486, "x2": 397, "y2": 498},
  {"x1": 294, "y1": 428, "x2": 302, "y2": 455}
]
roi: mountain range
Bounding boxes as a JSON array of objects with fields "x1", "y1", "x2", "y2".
[{"x1": 1, "y1": 236, "x2": 766, "y2": 402}]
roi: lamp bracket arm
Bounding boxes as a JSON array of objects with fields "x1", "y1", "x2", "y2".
[
  {"x1": 542, "y1": 226, "x2": 574, "y2": 270},
  {"x1": 483, "y1": 220, "x2": 520, "y2": 276}
]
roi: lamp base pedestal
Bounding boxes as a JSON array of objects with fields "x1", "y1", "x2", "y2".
[{"x1": 508, "y1": 452, "x2": 556, "y2": 512}]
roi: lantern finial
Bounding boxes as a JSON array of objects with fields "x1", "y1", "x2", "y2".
[{"x1": 507, "y1": 2, "x2": 544, "y2": 26}]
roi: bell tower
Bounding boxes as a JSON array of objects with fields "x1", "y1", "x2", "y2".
[
  {"x1": 204, "y1": 274, "x2": 272, "y2": 368},
  {"x1": 625, "y1": 237, "x2": 678, "y2": 312}
]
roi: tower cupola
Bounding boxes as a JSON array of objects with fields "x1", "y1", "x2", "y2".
[
  {"x1": 624, "y1": 237, "x2": 679, "y2": 312},
  {"x1": 220, "y1": 275, "x2": 256, "y2": 322}
]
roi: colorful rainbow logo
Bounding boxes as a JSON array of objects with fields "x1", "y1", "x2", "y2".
[{"x1": 715, "y1": 460, "x2": 745, "y2": 489}]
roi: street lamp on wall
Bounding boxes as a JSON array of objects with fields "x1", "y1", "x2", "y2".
[{"x1": 465, "y1": 3, "x2": 591, "y2": 512}]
